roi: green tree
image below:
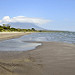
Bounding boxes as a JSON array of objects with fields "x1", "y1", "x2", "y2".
[
  {"x1": 31, "y1": 28, "x2": 35, "y2": 31},
  {"x1": 0, "y1": 28, "x2": 3, "y2": 32}
]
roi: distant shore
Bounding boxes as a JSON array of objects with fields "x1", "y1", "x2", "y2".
[{"x1": 0, "y1": 32, "x2": 75, "y2": 75}]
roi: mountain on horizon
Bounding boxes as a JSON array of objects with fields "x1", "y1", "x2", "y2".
[{"x1": 8, "y1": 22, "x2": 44, "y2": 30}]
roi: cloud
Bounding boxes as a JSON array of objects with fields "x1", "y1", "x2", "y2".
[
  {"x1": 0, "y1": 16, "x2": 52, "y2": 25},
  {"x1": 0, "y1": 20, "x2": 2, "y2": 23}
]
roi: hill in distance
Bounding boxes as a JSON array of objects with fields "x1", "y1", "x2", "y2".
[{"x1": 8, "y1": 22, "x2": 44, "y2": 30}]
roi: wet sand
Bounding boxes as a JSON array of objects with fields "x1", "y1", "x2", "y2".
[
  {"x1": 0, "y1": 33, "x2": 75, "y2": 75},
  {"x1": 0, "y1": 32, "x2": 31, "y2": 41}
]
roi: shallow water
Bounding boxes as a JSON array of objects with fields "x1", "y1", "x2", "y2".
[
  {"x1": 0, "y1": 32, "x2": 75, "y2": 51},
  {"x1": 0, "y1": 39, "x2": 41, "y2": 51},
  {"x1": 19, "y1": 32, "x2": 75, "y2": 44}
]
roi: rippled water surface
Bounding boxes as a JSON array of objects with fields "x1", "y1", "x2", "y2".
[
  {"x1": 0, "y1": 32, "x2": 75, "y2": 51},
  {"x1": 19, "y1": 32, "x2": 75, "y2": 44}
]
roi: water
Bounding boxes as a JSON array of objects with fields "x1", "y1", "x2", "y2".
[
  {"x1": 0, "y1": 32, "x2": 75, "y2": 51},
  {"x1": 19, "y1": 32, "x2": 75, "y2": 44},
  {"x1": 0, "y1": 39, "x2": 41, "y2": 51}
]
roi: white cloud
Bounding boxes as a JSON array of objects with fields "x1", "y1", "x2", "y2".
[
  {"x1": 0, "y1": 20, "x2": 2, "y2": 23},
  {"x1": 3, "y1": 16, "x2": 10, "y2": 20},
  {"x1": 0, "y1": 16, "x2": 52, "y2": 25}
]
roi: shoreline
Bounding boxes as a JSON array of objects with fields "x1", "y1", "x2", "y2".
[
  {"x1": 0, "y1": 32, "x2": 75, "y2": 75},
  {"x1": 0, "y1": 32, "x2": 31, "y2": 41}
]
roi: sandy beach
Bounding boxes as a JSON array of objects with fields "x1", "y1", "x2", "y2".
[
  {"x1": 0, "y1": 32, "x2": 75, "y2": 75},
  {"x1": 0, "y1": 32, "x2": 31, "y2": 41}
]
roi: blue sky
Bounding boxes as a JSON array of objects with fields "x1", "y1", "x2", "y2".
[{"x1": 0, "y1": 0, "x2": 75, "y2": 31}]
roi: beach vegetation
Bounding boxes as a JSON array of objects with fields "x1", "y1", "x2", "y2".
[
  {"x1": 31, "y1": 28, "x2": 36, "y2": 31},
  {"x1": 0, "y1": 24, "x2": 37, "y2": 32},
  {"x1": 0, "y1": 24, "x2": 69, "y2": 32}
]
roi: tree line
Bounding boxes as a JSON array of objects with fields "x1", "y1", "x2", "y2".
[{"x1": 0, "y1": 24, "x2": 36, "y2": 32}]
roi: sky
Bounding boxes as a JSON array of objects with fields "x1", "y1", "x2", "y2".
[{"x1": 0, "y1": 0, "x2": 75, "y2": 31}]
